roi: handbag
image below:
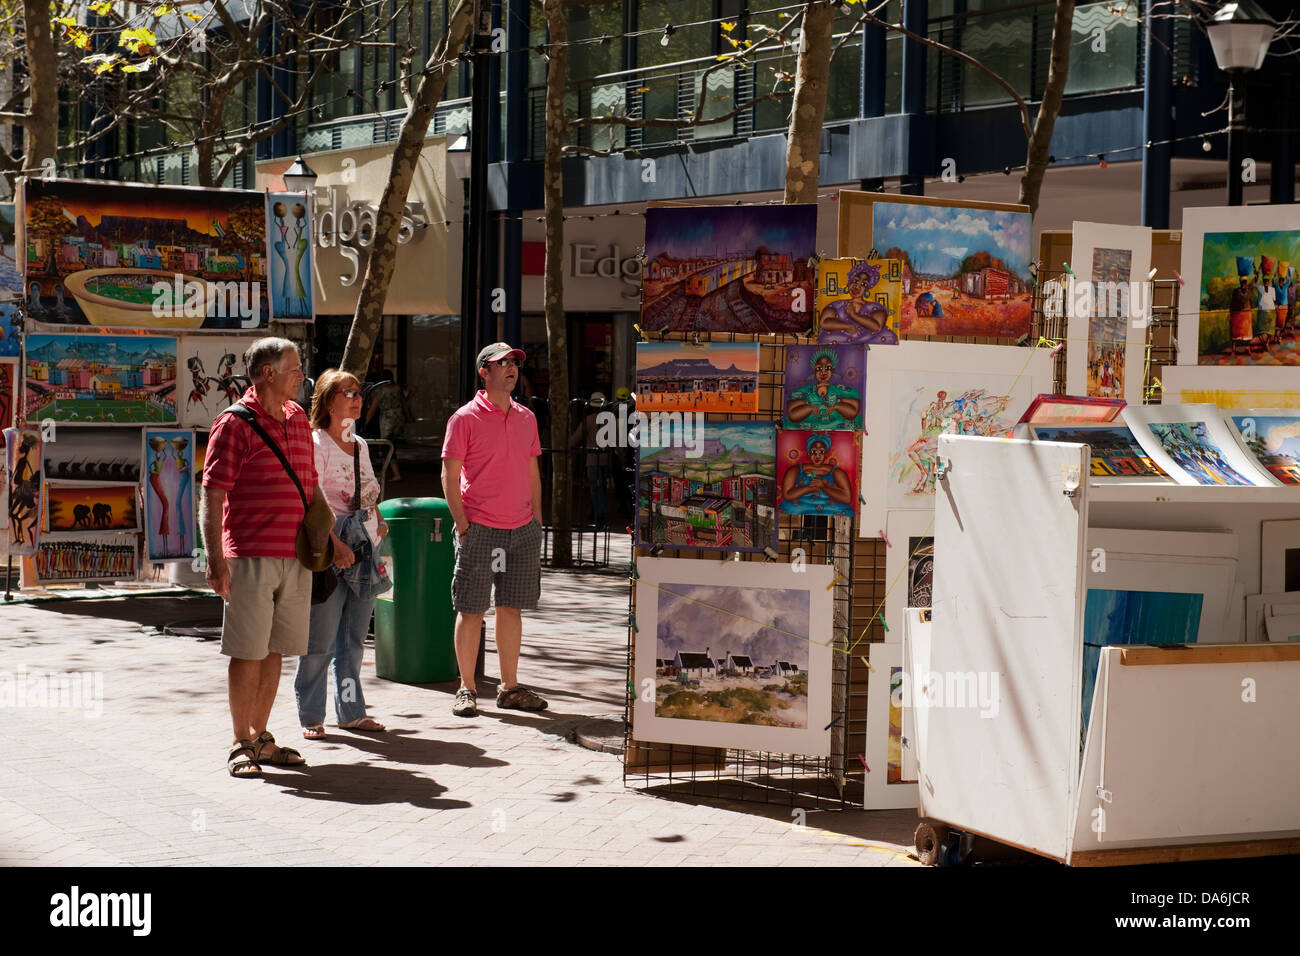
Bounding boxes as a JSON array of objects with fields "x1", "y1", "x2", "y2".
[
  {"x1": 221, "y1": 404, "x2": 335, "y2": 573},
  {"x1": 312, "y1": 439, "x2": 365, "y2": 605}
]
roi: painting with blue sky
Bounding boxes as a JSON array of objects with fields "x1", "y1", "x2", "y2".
[
  {"x1": 1230, "y1": 413, "x2": 1300, "y2": 484},
  {"x1": 871, "y1": 201, "x2": 1033, "y2": 338}
]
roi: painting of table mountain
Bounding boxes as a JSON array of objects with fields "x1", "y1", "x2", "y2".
[
  {"x1": 637, "y1": 420, "x2": 776, "y2": 552},
  {"x1": 635, "y1": 341, "x2": 759, "y2": 414},
  {"x1": 1230, "y1": 413, "x2": 1300, "y2": 484}
]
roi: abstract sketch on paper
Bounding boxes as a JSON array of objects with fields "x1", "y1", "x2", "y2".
[
  {"x1": 872, "y1": 202, "x2": 1032, "y2": 338},
  {"x1": 142, "y1": 428, "x2": 196, "y2": 561},
  {"x1": 1230, "y1": 414, "x2": 1300, "y2": 484},
  {"x1": 777, "y1": 429, "x2": 858, "y2": 517},
  {"x1": 1146, "y1": 421, "x2": 1254, "y2": 486},
  {"x1": 815, "y1": 258, "x2": 901, "y2": 346},
  {"x1": 653, "y1": 581, "x2": 812, "y2": 728},
  {"x1": 636, "y1": 420, "x2": 776, "y2": 552},
  {"x1": 887, "y1": 372, "x2": 1024, "y2": 510},
  {"x1": 782, "y1": 345, "x2": 865, "y2": 430},
  {"x1": 1086, "y1": 247, "x2": 1132, "y2": 397},
  {"x1": 635, "y1": 342, "x2": 759, "y2": 415},
  {"x1": 641, "y1": 205, "x2": 817, "y2": 334}
]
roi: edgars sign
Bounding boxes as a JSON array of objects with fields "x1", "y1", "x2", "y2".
[{"x1": 315, "y1": 185, "x2": 428, "y2": 286}]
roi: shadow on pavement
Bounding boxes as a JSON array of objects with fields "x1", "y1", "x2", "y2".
[
  {"x1": 262, "y1": 763, "x2": 473, "y2": 810},
  {"x1": 318, "y1": 730, "x2": 508, "y2": 770}
]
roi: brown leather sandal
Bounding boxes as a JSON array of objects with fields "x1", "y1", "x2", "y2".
[
  {"x1": 227, "y1": 739, "x2": 261, "y2": 778},
  {"x1": 252, "y1": 730, "x2": 307, "y2": 766}
]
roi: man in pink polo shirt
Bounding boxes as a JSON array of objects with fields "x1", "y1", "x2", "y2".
[{"x1": 441, "y1": 342, "x2": 545, "y2": 718}]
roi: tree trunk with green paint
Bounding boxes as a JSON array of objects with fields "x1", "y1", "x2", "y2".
[
  {"x1": 340, "y1": 0, "x2": 474, "y2": 377},
  {"x1": 543, "y1": 0, "x2": 572, "y2": 567}
]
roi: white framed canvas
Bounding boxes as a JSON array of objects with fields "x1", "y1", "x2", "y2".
[
  {"x1": 1245, "y1": 592, "x2": 1300, "y2": 642},
  {"x1": 1159, "y1": 365, "x2": 1300, "y2": 409},
  {"x1": 883, "y1": 509, "x2": 936, "y2": 644},
  {"x1": 1261, "y1": 518, "x2": 1300, "y2": 594},
  {"x1": 141, "y1": 428, "x2": 196, "y2": 563},
  {"x1": 1122, "y1": 403, "x2": 1275, "y2": 486},
  {"x1": 33, "y1": 532, "x2": 138, "y2": 584},
  {"x1": 1178, "y1": 204, "x2": 1300, "y2": 367},
  {"x1": 863, "y1": 641, "x2": 919, "y2": 810},
  {"x1": 1086, "y1": 528, "x2": 1239, "y2": 644},
  {"x1": 1066, "y1": 222, "x2": 1152, "y2": 400},
  {"x1": 859, "y1": 340, "x2": 1052, "y2": 535},
  {"x1": 633, "y1": 556, "x2": 834, "y2": 756}
]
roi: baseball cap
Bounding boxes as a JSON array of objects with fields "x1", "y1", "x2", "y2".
[{"x1": 477, "y1": 342, "x2": 526, "y2": 367}]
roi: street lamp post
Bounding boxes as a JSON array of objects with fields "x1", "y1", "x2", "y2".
[
  {"x1": 282, "y1": 156, "x2": 318, "y2": 195},
  {"x1": 1206, "y1": 1, "x2": 1277, "y2": 206}
]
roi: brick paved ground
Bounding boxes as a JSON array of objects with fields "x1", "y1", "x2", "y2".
[{"x1": 0, "y1": 562, "x2": 920, "y2": 867}]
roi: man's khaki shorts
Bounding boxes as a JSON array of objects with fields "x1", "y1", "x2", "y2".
[{"x1": 221, "y1": 557, "x2": 311, "y2": 660}]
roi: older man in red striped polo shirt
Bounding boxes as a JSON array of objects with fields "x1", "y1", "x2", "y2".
[{"x1": 201, "y1": 337, "x2": 335, "y2": 778}]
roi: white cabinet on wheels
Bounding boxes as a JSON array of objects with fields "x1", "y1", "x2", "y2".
[{"x1": 912, "y1": 433, "x2": 1300, "y2": 866}]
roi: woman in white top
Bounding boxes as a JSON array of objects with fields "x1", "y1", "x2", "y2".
[{"x1": 294, "y1": 369, "x2": 389, "y2": 738}]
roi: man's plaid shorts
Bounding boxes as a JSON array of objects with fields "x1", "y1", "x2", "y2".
[{"x1": 451, "y1": 519, "x2": 543, "y2": 614}]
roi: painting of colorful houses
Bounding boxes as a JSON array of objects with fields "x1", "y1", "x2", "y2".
[
  {"x1": 637, "y1": 420, "x2": 777, "y2": 552},
  {"x1": 641, "y1": 204, "x2": 817, "y2": 334},
  {"x1": 23, "y1": 334, "x2": 178, "y2": 425},
  {"x1": 869, "y1": 201, "x2": 1033, "y2": 338},
  {"x1": 635, "y1": 342, "x2": 760, "y2": 415},
  {"x1": 21, "y1": 179, "x2": 269, "y2": 330}
]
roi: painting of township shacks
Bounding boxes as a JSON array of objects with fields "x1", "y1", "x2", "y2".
[
  {"x1": 641, "y1": 204, "x2": 818, "y2": 334},
  {"x1": 24, "y1": 334, "x2": 178, "y2": 425},
  {"x1": 637, "y1": 420, "x2": 777, "y2": 552},
  {"x1": 21, "y1": 179, "x2": 269, "y2": 330}
]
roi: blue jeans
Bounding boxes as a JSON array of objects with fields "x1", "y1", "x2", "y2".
[{"x1": 293, "y1": 581, "x2": 377, "y2": 726}]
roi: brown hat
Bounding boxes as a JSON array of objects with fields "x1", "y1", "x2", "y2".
[{"x1": 295, "y1": 495, "x2": 337, "y2": 571}]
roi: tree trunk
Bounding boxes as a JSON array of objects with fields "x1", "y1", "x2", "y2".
[
  {"x1": 543, "y1": 0, "x2": 572, "y2": 567},
  {"x1": 784, "y1": 1, "x2": 833, "y2": 204},
  {"x1": 340, "y1": 0, "x2": 474, "y2": 376},
  {"x1": 1017, "y1": 0, "x2": 1074, "y2": 214},
  {"x1": 22, "y1": 0, "x2": 60, "y2": 176}
]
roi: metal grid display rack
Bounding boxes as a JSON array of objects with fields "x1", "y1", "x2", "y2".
[{"x1": 622, "y1": 253, "x2": 1181, "y2": 813}]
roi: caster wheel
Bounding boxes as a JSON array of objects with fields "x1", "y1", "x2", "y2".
[{"x1": 914, "y1": 821, "x2": 949, "y2": 866}]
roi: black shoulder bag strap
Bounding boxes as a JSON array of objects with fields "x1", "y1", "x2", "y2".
[{"x1": 222, "y1": 404, "x2": 309, "y2": 512}]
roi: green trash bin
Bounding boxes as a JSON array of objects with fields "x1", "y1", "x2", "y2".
[{"x1": 375, "y1": 497, "x2": 458, "y2": 683}]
